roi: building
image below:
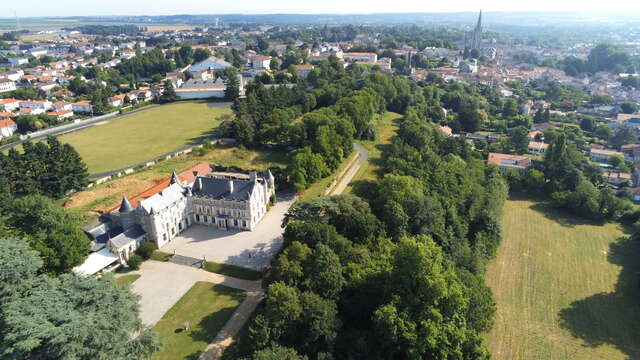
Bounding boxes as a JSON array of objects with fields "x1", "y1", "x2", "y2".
[
  {"x1": 8, "y1": 57, "x2": 29, "y2": 66},
  {"x1": 47, "y1": 109, "x2": 74, "y2": 121},
  {"x1": 175, "y1": 77, "x2": 230, "y2": 99},
  {"x1": 72, "y1": 100, "x2": 93, "y2": 114},
  {"x1": 468, "y1": 10, "x2": 483, "y2": 50},
  {"x1": 112, "y1": 169, "x2": 275, "y2": 248},
  {"x1": 292, "y1": 64, "x2": 315, "y2": 77},
  {"x1": 590, "y1": 148, "x2": 623, "y2": 163},
  {"x1": 20, "y1": 100, "x2": 52, "y2": 111},
  {"x1": 603, "y1": 172, "x2": 632, "y2": 186},
  {"x1": 487, "y1": 152, "x2": 532, "y2": 172},
  {"x1": 528, "y1": 141, "x2": 549, "y2": 154},
  {"x1": 0, "y1": 98, "x2": 20, "y2": 112},
  {"x1": 52, "y1": 101, "x2": 73, "y2": 111},
  {"x1": 108, "y1": 94, "x2": 127, "y2": 107},
  {"x1": 621, "y1": 144, "x2": 640, "y2": 163},
  {"x1": 0, "y1": 118, "x2": 17, "y2": 138},
  {"x1": 251, "y1": 55, "x2": 271, "y2": 69},
  {"x1": 188, "y1": 56, "x2": 233, "y2": 73},
  {"x1": 0, "y1": 78, "x2": 17, "y2": 93},
  {"x1": 343, "y1": 52, "x2": 378, "y2": 62}
]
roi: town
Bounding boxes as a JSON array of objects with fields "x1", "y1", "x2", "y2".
[{"x1": 1, "y1": 7, "x2": 640, "y2": 360}]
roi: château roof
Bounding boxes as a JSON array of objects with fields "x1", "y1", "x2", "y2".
[{"x1": 192, "y1": 176, "x2": 257, "y2": 201}]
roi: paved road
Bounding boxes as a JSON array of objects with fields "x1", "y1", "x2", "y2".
[{"x1": 328, "y1": 143, "x2": 368, "y2": 196}]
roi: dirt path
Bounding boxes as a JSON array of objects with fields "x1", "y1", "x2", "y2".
[{"x1": 327, "y1": 143, "x2": 368, "y2": 196}]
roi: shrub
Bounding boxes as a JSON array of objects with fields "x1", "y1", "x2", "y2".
[
  {"x1": 128, "y1": 254, "x2": 143, "y2": 270},
  {"x1": 135, "y1": 241, "x2": 157, "y2": 260}
]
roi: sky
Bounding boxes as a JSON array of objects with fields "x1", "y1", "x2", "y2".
[{"x1": 4, "y1": 0, "x2": 640, "y2": 18}]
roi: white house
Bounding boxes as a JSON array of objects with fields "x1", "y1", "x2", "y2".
[
  {"x1": 52, "y1": 101, "x2": 73, "y2": 111},
  {"x1": 343, "y1": 52, "x2": 378, "y2": 62},
  {"x1": 108, "y1": 94, "x2": 127, "y2": 107},
  {"x1": 0, "y1": 98, "x2": 20, "y2": 112},
  {"x1": 72, "y1": 100, "x2": 93, "y2": 114},
  {"x1": 47, "y1": 109, "x2": 74, "y2": 121},
  {"x1": 0, "y1": 78, "x2": 16, "y2": 93},
  {"x1": 251, "y1": 55, "x2": 271, "y2": 69},
  {"x1": 20, "y1": 100, "x2": 53, "y2": 111},
  {"x1": 0, "y1": 118, "x2": 17, "y2": 138},
  {"x1": 188, "y1": 56, "x2": 233, "y2": 73},
  {"x1": 1, "y1": 70, "x2": 24, "y2": 81},
  {"x1": 8, "y1": 57, "x2": 29, "y2": 66}
]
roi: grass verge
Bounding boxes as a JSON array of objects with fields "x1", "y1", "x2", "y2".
[
  {"x1": 151, "y1": 282, "x2": 246, "y2": 360},
  {"x1": 115, "y1": 274, "x2": 140, "y2": 287},
  {"x1": 203, "y1": 261, "x2": 263, "y2": 281}
]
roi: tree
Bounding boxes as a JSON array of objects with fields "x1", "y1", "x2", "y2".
[
  {"x1": 502, "y1": 98, "x2": 519, "y2": 117},
  {"x1": 373, "y1": 236, "x2": 490, "y2": 359},
  {"x1": 251, "y1": 345, "x2": 308, "y2": 360},
  {"x1": 510, "y1": 126, "x2": 529, "y2": 154},
  {"x1": 620, "y1": 101, "x2": 639, "y2": 114},
  {"x1": 159, "y1": 80, "x2": 178, "y2": 103},
  {"x1": 193, "y1": 48, "x2": 211, "y2": 63},
  {"x1": 580, "y1": 116, "x2": 597, "y2": 132},
  {"x1": 224, "y1": 67, "x2": 240, "y2": 101},
  {"x1": 6, "y1": 195, "x2": 90, "y2": 274},
  {"x1": 610, "y1": 125, "x2": 637, "y2": 149}
]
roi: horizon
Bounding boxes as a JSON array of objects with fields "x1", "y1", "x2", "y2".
[{"x1": 4, "y1": 0, "x2": 640, "y2": 19}]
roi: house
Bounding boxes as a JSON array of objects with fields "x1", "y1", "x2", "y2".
[
  {"x1": 621, "y1": 144, "x2": 640, "y2": 163},
  {"x1": 107, "y1": 94, "x2": 127, "y2": 107},
  {"x1": 72, "y1": 100, "x2": 93, "y2": 114},
  {"x1": 343, "y1": 52, "x2": 378, "y2": 62},
  {"x1": 1, "y1": 70, "x2": 24, "y2": 81},
  {"x1": 528, "y1": 141, "x2": 549, "y2": 154},
  {"x1": 292, "y1": 64, "x2": 315, "y2": 77},
  {"x1": 355, "y1": 60, "x2": 392, "y2": 71},
  {"x1": 8, "y1": 57, "x2": 29, "y2": 66},
  {"x1": 36, "y1": 82, "x2": 57, "y2": 93},
  {"x1": 20, "y1": 107, "x2": 45, "y2": 115},
  {"x1": 589, "y1": 147, "x2": 623, "y2": 163},
  {"x1": 0, "y1": 118, "x2": 17, "y2": 138},
  {"x1": 188, "y1": 56, "x2": 233, "y2": 73},
  {"x1": 602, "y1": 172, "x2": 632, "y2": 186},
  {"x1": 0, "y1": 98, "x2": 20, "y2": 112},
  {"x1": 20, "y1": 100, "x2": 52, "y2": 111},
  {"x1": 527, "y1": 130, "x2": 544, "y2": 141},
  {"x1": 439, "y1": 125, "x2": 453, "y2": 136},
  {"x1": 466, "y1": 132, "x2": 502, "y2": 143},
  {"x1": 52, "y1": 101, "x2": 73, "y2": 111},
  {"x1": 131, "y1": 89, "x2": 153, "y2": 102},
  {"x1": 487, "y1": 152, "x2": 532, "y2": 172},
  {"x1": 0, "y1": 78, "x2": 17, "y2": 93},
  {"x1": 47, "y1": 109, "x2": 74, "y2": 121},
  {"x1": 251, "y1": 55, "x2": 271, "y2": 69}
]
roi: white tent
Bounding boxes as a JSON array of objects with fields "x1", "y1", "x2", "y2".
[{"x1": 72, "y1": 248, "x2": 120, "y2": 277}]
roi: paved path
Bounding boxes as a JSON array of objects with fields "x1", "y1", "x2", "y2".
[
  {"x1": 125, "y1": 260, "x2": 261, "y2": 326},
  {"x1": 328, "y1": 143, "x2": 368, "y2": 196}
]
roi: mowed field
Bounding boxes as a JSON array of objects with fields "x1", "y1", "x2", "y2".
[
  {"x1": 57, "y1": 102, "x2": 231, "y2": 174},
  {"x1": 486, "y1": 197, "x2": 640, "y2": 360}
]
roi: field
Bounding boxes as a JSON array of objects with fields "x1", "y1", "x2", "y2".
[
  {"x1": 486, "y1": 196, "x2": 640, "y2": 360},
  {"x1": 345, "y1": 111, "x2": 401, "y2": 194},
  {"x1": 115, "y1": 274, "x2": 140, "y2": 288},
  {"x1": 57, "y1": 102, "x2": 231, "y2": 174},
  {"x1": 63, "y1": 142, "x2": 288, "y2": 217},
  {"x1": 151, "y1": 282, "x2": 245, "y2": 360}
]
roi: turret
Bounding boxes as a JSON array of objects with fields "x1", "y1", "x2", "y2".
[
  {"x1": 169, "y1": 171, "x2": 180, "y2": 186},
  {"x1": 118, "y1": 197, "x2": 137, "y2": 230}
]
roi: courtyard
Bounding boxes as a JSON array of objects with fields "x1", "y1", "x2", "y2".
[{"x1": 160, "y1": 191, "x2": 296, "y2": 271}]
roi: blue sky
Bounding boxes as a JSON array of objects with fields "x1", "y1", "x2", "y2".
[{"x1": 4, "y1": 0, "x2": 640, "y2": 18}]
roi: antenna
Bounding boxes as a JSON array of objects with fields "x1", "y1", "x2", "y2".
[{"x1": 15, "y1": 11, "x2": 22, "y2": 31}]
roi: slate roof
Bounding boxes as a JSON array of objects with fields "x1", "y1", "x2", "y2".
[
  {"x1": 192, "y1": 176, "x2": 256, "y2": 201},
  {"x1": 108, "y1": 225, "x2": 145, "y2": 249},
  {"x1": 118, "y1": 197, "x2": 134, "y2": 213},
  {"x1": 138, "y1": 182, "x2": 186, "y2": 214}
]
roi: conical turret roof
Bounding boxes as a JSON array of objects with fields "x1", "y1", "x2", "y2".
[{"x1": 118, "y1": 197, "x2": 134, "y2": 213}]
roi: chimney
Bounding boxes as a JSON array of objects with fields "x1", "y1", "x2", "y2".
[{"x1": 228, "y1": 180, "x2": 234, "y2": 193}]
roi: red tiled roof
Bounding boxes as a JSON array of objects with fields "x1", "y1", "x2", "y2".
[
  {"x1": 0, "y1": 98, "x2": 19, "y2": 105},
  {"x1": 0, "y1": 119, "x2": 16, "y2": 128},
  {"x1": 106, "y1": 162, "x2": 212, "y2": 213}
]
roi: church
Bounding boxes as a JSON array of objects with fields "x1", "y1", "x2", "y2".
[
  {"x1": 468, "y1": 10, "x2": 483, "y2": 50},
  {"x1": 73, "y1": 166, "x2": 276, "y2": 276}
]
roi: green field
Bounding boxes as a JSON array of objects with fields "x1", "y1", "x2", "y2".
[
  {"x1": 58, "y1": 102, "x2": 231, "y2": 174},
  {"x1": 486, "y1": 196, "x2": 640, "y2": 360},
  {"x1": 152, "y1": 282, "x2": 245, "y2": 360}
]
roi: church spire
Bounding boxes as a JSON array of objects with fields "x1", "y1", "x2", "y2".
[{"x1": 476, "y1": 9, "x2": 482, "y2": 31}]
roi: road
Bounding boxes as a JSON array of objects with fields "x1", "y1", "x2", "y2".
[{"x1": 328, "y1": 143, "x2": 368, "y2": 196}]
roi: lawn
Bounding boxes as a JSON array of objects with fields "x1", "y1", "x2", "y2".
[
  {"x1": 345, "y1": 111, "x2": 401, "y2": 194},
  {"x1": 57, "y1": 102, "x2": 232, "y2": 174},
  {"x1": 485, "y1": 196, "x2": 640, "y2": 360},
  {"x1": 152, "y1": 282, "x2": 246, "y2": 360},
  {"x1": 115, "y1": 274, "x2": 140, "y2": 287},
  {"x1": 203, "y1": 261, "x2": 263, "y2": 281}
]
